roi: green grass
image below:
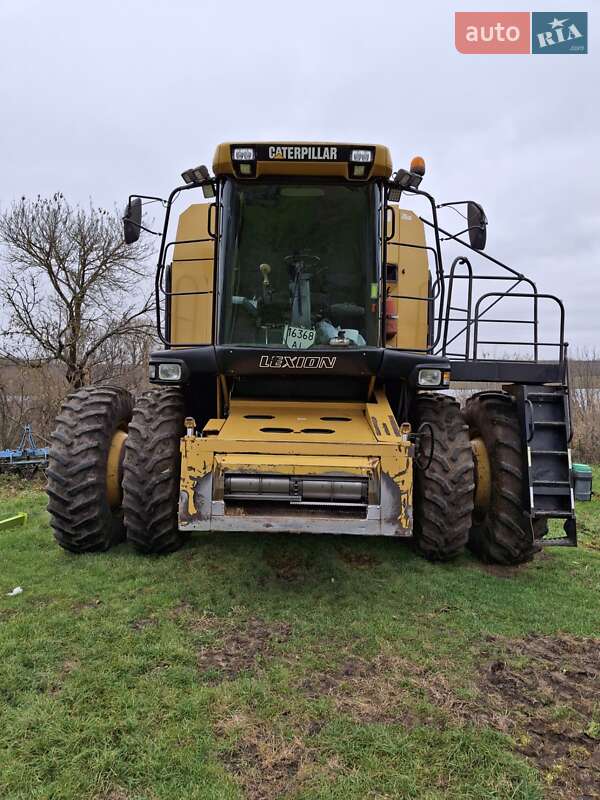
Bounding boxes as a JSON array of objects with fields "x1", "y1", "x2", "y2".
[{"x1": 0, "y1": 470, "x2": 599, "y2": 800}]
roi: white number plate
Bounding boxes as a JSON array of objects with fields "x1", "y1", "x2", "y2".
[{"x1": 283, "y1": 324, "x2": 316, "y2": 349}]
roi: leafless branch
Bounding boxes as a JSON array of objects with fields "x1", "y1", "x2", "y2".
[{"x1": 0, "y1": 194, "x2": 156, "y2": 389}]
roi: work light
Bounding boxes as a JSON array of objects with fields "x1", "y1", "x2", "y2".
[
  {"x1": 158, "y1": 363, "x2": 182, "y2": 381},
  {"x1": 181, "y1": 164, "x2": 210, "y2": 184},
  {"x1": 233, "y1": 147, "x2": 255, "y2": 161},
  {"x1": 350, "y1": 149, "x2": 373, "y2": 163},
  {"x1": 418, "y1": 368, "x2": 450, "y2": 387}
]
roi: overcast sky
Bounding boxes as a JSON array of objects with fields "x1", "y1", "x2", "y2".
[{"x1": 0, "y1": 0, "x2": 597, "y2": 353}]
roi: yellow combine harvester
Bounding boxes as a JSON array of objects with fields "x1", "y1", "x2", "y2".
[{"x1": 47, "y1": 142, "x2": 576, "y2": 564}]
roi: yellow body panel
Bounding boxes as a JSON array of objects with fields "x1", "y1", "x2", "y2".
[
  {"x1": 386, "y1": 207, "x2": 430, "y2": 351},
  {"x1": 170, "y1": 203, "x2": 214, "y2": 345},
  {"x1": 214, "y1": 453, "x2": 377, "y2": 473},
  {"x1": 213, "y1": 141, "x2": 392, "y2": 180},
  {"x1": 179, "y1": 393, "x2": 413, "y2": 536},
  {"x1": 218, "y1": 399, "x2": 376, "y2": 444}
]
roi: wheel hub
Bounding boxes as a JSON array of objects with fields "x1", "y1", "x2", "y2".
[
  {"x1": 106, "y1": 429, "x2": 128, "y2": 508},
  {"x1": 470, "y1": 436, "x2": 491, "y2": 515}
]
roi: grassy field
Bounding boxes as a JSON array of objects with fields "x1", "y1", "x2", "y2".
[{"x1": 1, "y1": 471, "x2": 599, "y2": 800}]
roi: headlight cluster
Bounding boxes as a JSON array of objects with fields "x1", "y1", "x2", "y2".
[
  {"x1": 148, "y1": 361, "x2": 184, "y2": 383},
  {"x1": 417, "y1": 368, "x2": 451, "y2": 388}
]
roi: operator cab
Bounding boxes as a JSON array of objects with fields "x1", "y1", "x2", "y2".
[
  {"x1": 211, "y1": 143, "x2": 394, "y2": 353},
  {"x1": 218, "y1": 179, "x2": 380, "y2": 349}
]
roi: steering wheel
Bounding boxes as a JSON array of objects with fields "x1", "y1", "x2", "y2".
[{"x1": 284, "y1": 253, "x2": 321, "y2": 271}]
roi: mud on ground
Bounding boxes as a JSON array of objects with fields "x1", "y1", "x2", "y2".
[
  {"x1": 222, "y1": 634, "x2": 600, "y2": 799},
  {"x1": 479, "y1": 634, "x2": 600, "y2": 799},
  {"x1": 301, "y1": 635, "x2": 600, "y2": 798},
  {"x1": 195, "y1": 616, "x2": 292, "y2": 683},
  {"x1": 218, "y1": 718, "x2": 322, "y2": 800}
]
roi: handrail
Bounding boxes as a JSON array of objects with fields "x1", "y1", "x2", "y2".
[
  {"x1": 158, "y1": 236, "x2": 214, "y2": 295},
  {"x1": 153, "y1": 182, "x2": 202, "y2": 345},
  {"x1": 442, "y1": 257, "x2": 473, "y2": 358},
  {"x1": 472, "y1": 292, "x2": 565, "y2": 362}
]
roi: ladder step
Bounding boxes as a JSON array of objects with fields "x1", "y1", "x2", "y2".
[
  {"x1": 542, "y1": 537, "x2": 577, "y2": 548},
  {"x1": 533, "y1": 511, "x2": 574, "y2": 518},
  {"x1": 513, "y1": 385, "x2": 574, "y2": 520}
]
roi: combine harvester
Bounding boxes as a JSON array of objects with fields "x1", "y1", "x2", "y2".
[{"x1": 47, "y1": 142, "x2": 575, "y2": 563}]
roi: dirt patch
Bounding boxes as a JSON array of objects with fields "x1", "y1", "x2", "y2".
[
  {"x1": 168, "y1": 600, "x2": 195, "y2": 618},
  {"x1": 298, "y1": 636, "x2": 600, "y2": 797},
  {"x1": 301, "y1": 654, "x2": 433, "y2": 726},
  {"x1": 188, "y1": 612, "x2": 221, "y2": 633},
  {"x1": 72, "y1": 598, "x2": 103, "y2": 613},
  {"x1": 478, "y1": 634, "x2": 600, "y2": 799},
  {"x1": 130, "y1": 617, "x2": 158, "y2": 630},
  {"x1": 48, "y1": 659, "x2": 79, "y2": 696},
  {"x1": 478, "y1": 563, "x2": 527, "y2": 578},
  {"x1": 93, "y1": 789, "x2": 131, "y2": 800},
  {"x1": 197, "y1": 617, "x2": 291, "y2": 683},
  {"x1": 220, "y1": 722, "x2": 317, "y2": 800},
  {"x1": 168, "y1": 601, "x2": 220, "y2": 631},
  {"x1": 336, "y1": 548, "x2": 381, "y2": 568},
  {"x1": 264, "y1": 551, "x2": 307, "y2": 582},
  {"x1": 218, "y1": 655, "x2": 444, "y2": 797},
  {"x1": 470, "y1": 549, "x2": 552, "y2": 579}
]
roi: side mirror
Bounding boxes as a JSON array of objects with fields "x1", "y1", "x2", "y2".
[
  {"x1": 467, "y1": 202, "x2": 487, "y2": 250},
  {"x1": 123, "y1": 197, "x2": 142, "y2": 245}
]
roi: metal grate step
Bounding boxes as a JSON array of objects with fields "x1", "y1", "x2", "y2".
[{"x1": 510, "y1": 383, "x2": 575, "y2": 529}]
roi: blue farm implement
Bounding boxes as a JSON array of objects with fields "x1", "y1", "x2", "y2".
[{"x1": 0, "y1": 425, "x2": 49, "y2": 476}]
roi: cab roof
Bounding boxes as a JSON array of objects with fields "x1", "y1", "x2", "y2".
[{"x1": 212, "y1": 141, "x2": 393, "y2": 181}]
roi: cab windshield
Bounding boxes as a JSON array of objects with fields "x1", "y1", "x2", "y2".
[{"x1": 218, "y1": 179, "x2": 380, "y2": 348}]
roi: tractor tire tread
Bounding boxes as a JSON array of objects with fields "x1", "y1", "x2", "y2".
[
  {"x1": 122, "y1": 388, "x2": 184, "y2": 554},
  {"x1": 47, "y1": 385, "x2": 133, "y2": 553},
  {"x1": 410, "y1": 393, "x2": 475, "y2": 561},
  {"x1": 463, "y1": 392, "x2": 543, "y2": 565}
]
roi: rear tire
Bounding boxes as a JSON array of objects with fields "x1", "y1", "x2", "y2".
[
  {"x1": 47, "y1": 386, "x2": 133, "y2": 553},
  {"x1": 462, "y1": 392, "x2": 539, "y2": 565},
  {"x1": 410, "y1": 393, "x2": 474, "y2": 561},
  {"x1": 122, "y1": 388, "x2": 184, "y2": 554}
]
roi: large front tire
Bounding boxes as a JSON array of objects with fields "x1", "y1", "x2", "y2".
[
  {"x1": 122, "y1": 388, "x2": 184, "y2": 554},
  {"x1": 410, "y1": 394, "x2": 475, "y2": 561},
  {"x1": 47, "y1": 386, "x2": 133, "y2": 553},
  {"x1": 462, "y1": 392, "x2": 538, "y2": 565}
]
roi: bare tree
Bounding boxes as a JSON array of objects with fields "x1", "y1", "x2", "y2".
[
  {"x1": 0, "y1": 370, "x2": 27, "y2": 448},
  {"x1": 0, "y1": 193, "x2": 155, "y2": 389},
  {"x1": 0, "y1": 360, "x2": 64, "y2": 448},
  {"x1": 569, "y1": 348, "x2": 600, "y2": 463}
]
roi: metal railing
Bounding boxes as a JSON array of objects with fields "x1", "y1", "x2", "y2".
[{"x1": 386, "y1": 197, "x2": 567, "y2": 366}]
